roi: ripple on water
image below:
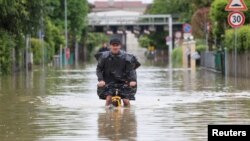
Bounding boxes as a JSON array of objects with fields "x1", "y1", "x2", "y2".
[{"x1": 1, "y1": 65, "x2": 250, "y2": 141}]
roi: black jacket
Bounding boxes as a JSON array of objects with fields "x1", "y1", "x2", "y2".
[
  {"x1": 98, "y1": 47, "x2": 109, "y2": 53},
  {"x1": 96, "y1": 51, "x2": 140, "y2": 83}
]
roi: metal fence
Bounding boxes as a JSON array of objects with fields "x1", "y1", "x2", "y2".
[
  {"x1": 200, "y1": 52, "x2": 216, "y2": 70},
  {"x1": 200, "y1": 51, "x2": 250, "y2": 78},
  {"x1": 226, "y1": 52, "x2": 250, "y2": 78},
  {"x1": 200, "y1": 51, "x2": 224, "y2": 73}
]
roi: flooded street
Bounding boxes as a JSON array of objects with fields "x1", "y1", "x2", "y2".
[{"x1": 1, "y1": 64, "x2": 250, "y2": 141}]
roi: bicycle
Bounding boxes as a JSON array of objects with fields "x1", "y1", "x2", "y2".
[{"x1": 107, "y1": 83, "x2": 127, "y2": 108}]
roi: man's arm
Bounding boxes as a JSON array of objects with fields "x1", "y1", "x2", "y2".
[
  {"x1": 96, "y1": 57, "x2": 105, "y2": 81},
  {"x1": 126, "y1": 60, "x2": 137, "y2": 82},
  {"x1": 125, "y1": 54, "x2": 139, "y2": 81}
]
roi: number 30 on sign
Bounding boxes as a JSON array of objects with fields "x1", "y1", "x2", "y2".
[{"x1": 228, "y1": 11, "x2": 245, "y2": 28}]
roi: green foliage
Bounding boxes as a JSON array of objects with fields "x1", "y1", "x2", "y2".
[
  {"x1": 30, "y1": 38, "x2": 54, "y2": 65},
  {"x1": 148, "y1": 0, "x2": 213, "y2": 22},
  {"x1": 87, "y1": 33, "x2": 108, "y2": 53},
  {"x1": 149, "y1": 32, "x2": 169, "y2": 49},
  {"x1": 196, "y1": 44, "x2": 207, "y2": 52},
  {"x1": 210, "y1": 0, "x2": 250, "y2": 42},
  {"x1": 30, "y1": 38, "x2": 43, "y2": 65},
  {"x1": 195, "y1": 39, "x2": 207, "y2": 52},
  {"x1": 67, "y1": 0, "x2": 88, "y2": 40},
  {"x1": 191, "y1": 0, "x2": 214, "y2": 9},
  {"x1": 172, "y1": 47, "x2": 183, "y2": 68},
  {"x1": 210, "y1": 0, "x2": 227, "y2": 41},
  {"x1": 147, "y1": 0, "x2": 214, "y2": 49},
  {"x1": 45, "y1": 0, "x2": 89, "y2": 46},
  {"x1": 148, "y1": 0, "x2": 192, "y2": 22},
  {"x1": 44, "y1": 19, "x2": 65, "y2": 53},
  {"x1": 138, "y1": 35, "x2": 151, "y2": 48},
  {"x1": 225, "y1": 25, "x2": 250, "y2": 52},
  {"x1": 0, "y1": 29, "x2": 15, "y2": 74},
  {"x1": 0, "y1": 0, "x2": 89, "y2": 74}
]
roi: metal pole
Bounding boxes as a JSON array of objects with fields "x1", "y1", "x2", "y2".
[
  {"x1": 39, "y1": 30, "x2": 44, "y2": 70},
  {"x1": 234, "y1": 28, "x2": 237, "y2": 81},
  {"x1": 42, "y1": 34, "x2": 44, "y2": 70},
  {"x1": 168, "y1": 16, "x2": 173, "y2": 100},
  {"x1": 41, "y1": 0, "x2": 44, "y2": 71},
  {"x1": 75, "y1": 42, "x2": 78, "y2": 66},
  {"x1": 64, "y1": 0, "x2": 68, "y2": 66},
  {"x1": 168, "y1": 15, "x2": 173, "y2": 68},
  {"x1": 60, "y1": 45, "x2": 63, "y2": 69},
  {"x1": 224, "y1": 47, "x2": 228, "y2": 76},
  {"x1": 25, "y1": 35, "x2": 29, "y2": 74},
  {"x1": 205, "y1": 23, "x2": 209, "y2": 52}
]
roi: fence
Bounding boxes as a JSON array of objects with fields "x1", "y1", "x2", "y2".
[
  {"x1": 200, "y1": 51, "x2": 250, "y2": 78},
  {"x1": 200, "y1": 51, "x2": 224, "y2": 73},
  {"x1": 200, "y1": 52, "x2": 216, "y2": 70},
  {"x1": 226, "y1": 52, "x2": 250, "y2": 78}
]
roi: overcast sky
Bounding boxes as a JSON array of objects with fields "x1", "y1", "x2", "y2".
[{"x1": 87, "y1": 0, "x2": 153, "y2": 4}]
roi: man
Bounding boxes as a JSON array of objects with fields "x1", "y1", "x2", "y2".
[
  {"x1": 98, "y1": 42, "x2": 109, "y2": 52},
  {"x1": 96, "y1": 38, "x2": 140, "y2": 107}
]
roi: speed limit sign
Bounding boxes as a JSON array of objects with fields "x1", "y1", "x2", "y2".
[{"x1": 228, "y1": 11, "x2": 245, "y2": 28}]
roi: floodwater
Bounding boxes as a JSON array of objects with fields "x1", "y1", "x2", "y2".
[{"x1": 1, "y1": 64, "x2": 250, "y2": 141}]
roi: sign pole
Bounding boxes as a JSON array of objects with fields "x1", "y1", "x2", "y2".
[
  {"x1": 234, "y1": 28, "x2": 238, "y2": 80},
  {"x1": 168, "y1": 15, "x2": 173, "y2": 69}
]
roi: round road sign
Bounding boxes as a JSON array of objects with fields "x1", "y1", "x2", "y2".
[
  {"x1": 183, "y1": 23, "x2": 192, "y2": 33},
  {"x1": 228, "y1": 11, "x2": 245, "y2": 28},
  {"x1": 175, "y1": 31, "x2": 182, "y2": 39}
]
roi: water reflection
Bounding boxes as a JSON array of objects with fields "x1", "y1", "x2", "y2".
[
  {"x1": 98, "y1": 108, "x2": 137, "y2": 141},
  {"x1": 1, "y1": 64, "x2": 250, "y2": 141}
]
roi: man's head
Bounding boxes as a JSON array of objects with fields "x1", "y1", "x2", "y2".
[{"x1": 109, "y1": 38, "x2": 121, "y2": 54}]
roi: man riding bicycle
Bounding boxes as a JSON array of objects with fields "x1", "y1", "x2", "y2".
[{"x1": 95, "y1": 38, "x2": 140, "y2": 107}]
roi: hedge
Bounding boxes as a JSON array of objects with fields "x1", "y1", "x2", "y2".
[
  {"x1": 30, "y1": 38, "x2": 54, "y2": 65},
  {"x1": 225, "y1": 25, "x2": 250, "y2": 52},
  {"x1": 172, "y1": 47, "x2": 182, "y2": 68},
  {"x1": 0, "y1": 29, "x2": 15, "y2": 74}
]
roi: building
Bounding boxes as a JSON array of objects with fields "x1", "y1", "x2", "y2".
[{"x1": 91, "y1": 0, "x2": 148, "y2": 13}]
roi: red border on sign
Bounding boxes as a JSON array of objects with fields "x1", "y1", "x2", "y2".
[
  {"x1": 225, "y1": 0, "x2": 248, "y2": 11},
  {"x1": 182, "y1": 23, "x2": 192, "y2": 33},
  {"x1": 227, "y1": 11, "x2": 245, "y2": 28}
]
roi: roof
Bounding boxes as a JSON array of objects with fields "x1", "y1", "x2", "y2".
[
  {"x1": 88, "y1": 10, "x2": 141, "y2": 17},
  {"x1": 94, "y1": 1, "x2": 147, "y2": 8}
]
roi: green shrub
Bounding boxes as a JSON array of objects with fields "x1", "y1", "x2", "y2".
[
  {"x1": 45, "y1": 19, "x2": 64, "y2": 53},
  {"x1": 196, "y1": 44, "x2": 206, "y2": 52},
  {"x1": 0, "y1": 29, "x2": 15, "y2": 74},
  {"x1": 225, "y1": 25, "x2": 250, "y2": 52},
  {"x1": 172, "y1": 47, "x2": 182, "y2": 68},
  {"x1": 210, "y1": 0, "x2": 250, "y2": 45},
  {"x1": 30, "y1": 38, "x2": 53, "y2": 65},
  {"x1": 87, "y1": 33, "x2": 108, "y2": 54},
  {"x1": 138, "y1": 35, "x2": 151, "y2": 48}
]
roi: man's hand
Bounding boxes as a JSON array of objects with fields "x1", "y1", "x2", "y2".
[
  {"x1": 129, "y1": 81, "x2": 137, "y2": 87},
  {"x1": 98, "y1": 80, "x2": 106, "y2": 87}
]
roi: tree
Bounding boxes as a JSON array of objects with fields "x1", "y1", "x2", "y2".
[
  {"x1": 0, "y1": 0, "x2": 45, "y2": 74},
  {"x1": 45, "y1": 0, "x2": 88, "y2": 47},
  {"x1": 138, "y1": 35, "x2": 151, "y2": 48},
  {"x1": 0, "y1": 29, "x2": 15, "y2": 74},
  {"x1": 146, "y1": 0, "x2": 214, "y2": 49},
  {"x1": 191, "y1": 8, "x2": 211, "y2": 38},
  {"x1": 210, "y1": 0, "x2": 250, "y2": 46},
  {"x1": 148, "y1": 0, "x2": 191, "y2": 22}
]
